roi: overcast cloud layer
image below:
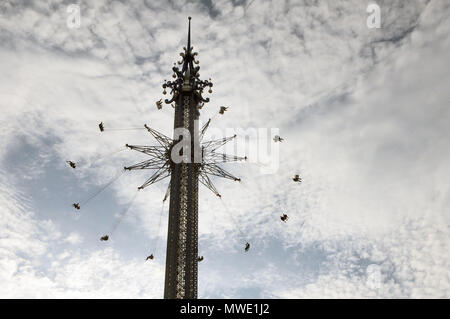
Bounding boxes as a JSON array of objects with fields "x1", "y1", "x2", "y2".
[{"x1": 0, "y1": 0, "x2": 449, "y2": 298}]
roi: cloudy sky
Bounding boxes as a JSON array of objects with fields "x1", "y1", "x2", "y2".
[{"x1": 0, "y1": 0, "x2": 449, "y2": 298}]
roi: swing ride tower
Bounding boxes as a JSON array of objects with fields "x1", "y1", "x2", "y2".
[
  {"x1": 123, "y1": 17, "x2": 245, "y2": 299},
  {"x1": 163, "y1": 17, "x2": 204, "y2": 299}
]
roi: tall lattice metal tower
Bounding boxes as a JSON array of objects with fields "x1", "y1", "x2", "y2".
[{"x1": 124, "y1": 17, "x2": 245, "y2": 299}]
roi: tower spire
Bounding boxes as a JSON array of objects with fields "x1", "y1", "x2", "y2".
[
  {"x1": 187, "y1": 17, "x2": 191, "y2": 51},
  {"x1": 178, "y1": 17, "x2": 196, "y2": 77}
]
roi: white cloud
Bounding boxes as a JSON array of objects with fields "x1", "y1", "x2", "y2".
[{"x1": 64, "y1": 232, "x2": 83, "y2": 245}]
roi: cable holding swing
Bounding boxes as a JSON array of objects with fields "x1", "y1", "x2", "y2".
[
  {"x1": 82, "y1": 146, "x2": 127, "y2": 169},
  {"x1": 239, "y1": 176, "x2": 293, "y2": 225},
  {"x1": 98, "y1": 121, "x2": 146, "y2": 132},
  {"x1": 108, "y1": 189, "x2": 140, "y2": 236},
  {"x1": 150, "y1": 199, "x2": 166, "y2": 260},
  {"x1": 145, "y1": 183, "x2": 170, "y2": 260},
  {"x1": 67, "y1": 146, "x2": 128, "y2": 172},
  {"x1": 218, "y1": 197, "x2": 251, "y2": 252},
  {"x1": 103, "y1": 128, "x2": 147, "y2": 131},
  {"x1": 239, "y1": 176, "x2": 286, "y2": 223},
  {"x1": 72, "y1": 170, "x2": 126, "y2": 210}
]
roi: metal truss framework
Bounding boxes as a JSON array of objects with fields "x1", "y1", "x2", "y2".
[{"x1": 124, "y1": 122, "x2": 245, "y2": 196}]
